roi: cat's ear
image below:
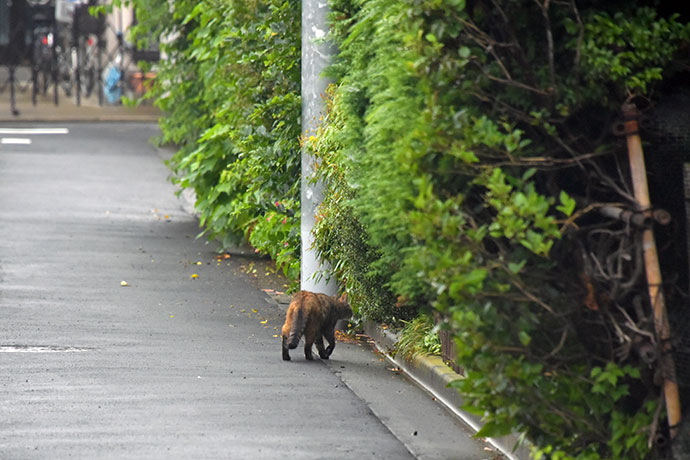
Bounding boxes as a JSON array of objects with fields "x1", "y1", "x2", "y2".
[{"x1": 338, "y1": 292, "x2": 348, "y2": 304}]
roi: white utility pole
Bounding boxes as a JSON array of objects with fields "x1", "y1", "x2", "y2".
[{"x1": 300, "y1": 0, "x2": 336, "y2": 294}]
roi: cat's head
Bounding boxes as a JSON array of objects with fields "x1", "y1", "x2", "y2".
[{"x1": 336, "y1": 292, "x2": 352, "y2": 319}]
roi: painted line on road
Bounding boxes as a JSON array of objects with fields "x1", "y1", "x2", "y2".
[
  {"x1": 0, "y1": 127, "x2": 69, "y2": 135},
  {"x1": 0, "y1": 345, "x2": 96, "y2": 353},
  {"x1": 1, "y1": 138, "x2": 32, "y2": 145}
]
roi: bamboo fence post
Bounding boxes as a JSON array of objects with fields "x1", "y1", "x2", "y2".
[{"x1": 622, "y1": 102, "x2": 681, "y2": 438}]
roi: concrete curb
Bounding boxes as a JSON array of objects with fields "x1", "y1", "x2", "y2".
[{"x1": 364, "y1": 321, "x2": 531, "y2": 460}]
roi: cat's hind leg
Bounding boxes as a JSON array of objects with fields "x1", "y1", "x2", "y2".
[
  {"x1": 303, "y1": 329, "x2": 315, "y2": 360},
  {"x1": 324, "y1": 327, "x2": 337, "y2": 357},
  {"x1": 315, "y1": 334, "x2": 329, "y2": 359},
  {"x1": 281, "y1": 335, "x2": 291, "y2": 361}
]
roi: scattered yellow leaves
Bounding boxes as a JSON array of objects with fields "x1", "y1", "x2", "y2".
[
  {"x1": 196, "y1": 261, "x2": 203, "y2": 265},
  {"x1": 260, "y1": 319, "x2": 268, "y2": 325},
  {"x1": 273, "y1": 334, "x2": 279, "y2": 338},
  {"x1": 120, "y1": 280, "x2": 129, "y2": 287},
  {"x1": 251, "y1": 308, "x2": 258, "y2": 313},
  {"x1": 170, "y1": 315, "x2": 174, "y2": 318},
  {"x1": 191, "y1": 274, "x2": 199, "y2": 279},
  {"x1": 335, "y1": 330, "x2": 360, "y2": 344}
]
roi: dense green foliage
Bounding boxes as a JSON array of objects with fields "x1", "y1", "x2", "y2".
[
  {"x1": 127, "y1": 0, "x2": 690, "y2": 457},
  {"x1": 128, "y1": 0, "x2": 302, "y2": 280},
  {"x1": 310, "y1": 1, "x2": 690, "y2": 458}
]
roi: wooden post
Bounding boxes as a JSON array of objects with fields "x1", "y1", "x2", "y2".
[{"x1": 622, "y1": 102, "x2": 681, "y2": 437}]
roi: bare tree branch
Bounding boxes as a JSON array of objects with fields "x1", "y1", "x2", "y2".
[
  {"x1": 570, "y1": 0, "x2": 584, "y2": 72},
  {"x1": 535, "y1": 0, "x2": 556, "y2": 94},
  {"x1": 485, "y1": 73, "x2": 552, "y2": 96}
]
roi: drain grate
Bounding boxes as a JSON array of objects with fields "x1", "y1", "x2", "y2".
[{"x1": 0, "y1": 345, "x2": 96, "y2": 353}]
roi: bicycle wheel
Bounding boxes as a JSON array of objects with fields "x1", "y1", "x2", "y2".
[{"x1": 77, "y1": 36, "x2": 98, "y2": 98}]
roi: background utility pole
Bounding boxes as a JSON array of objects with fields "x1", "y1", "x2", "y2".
[{"x1": 301, "y1": 0, "x2": 337, "y2": 295}]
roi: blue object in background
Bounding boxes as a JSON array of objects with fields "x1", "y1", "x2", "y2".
[{"x1": 103, "y1": 64, "x2": 121, "y2": 104}]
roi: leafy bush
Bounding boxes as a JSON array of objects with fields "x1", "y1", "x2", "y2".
[
  {"x1": 311, "y1": 0, "x2": 690, "y2": 458},
  {"x1": 127, "y1": 0, "x2": 302, "y2": 281}
]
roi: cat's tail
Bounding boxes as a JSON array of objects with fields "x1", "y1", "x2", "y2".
[{"x1": 288, "y1": 309, "x2": 306, "y2": 349}]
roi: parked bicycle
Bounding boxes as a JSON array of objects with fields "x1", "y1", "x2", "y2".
[
  {"x1": 28, "y1": 0, "x2": 56, "y2": 102},
  {"x1": 53, "y1": 0, "x2": 102, "y2": 102},
  {"x1": 31, "y1": 24, "x2": 54, "y2": 96}
]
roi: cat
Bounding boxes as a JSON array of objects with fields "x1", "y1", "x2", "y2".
[{"x1": 281, "y1": 291, "x2": 352, "y2": 361}]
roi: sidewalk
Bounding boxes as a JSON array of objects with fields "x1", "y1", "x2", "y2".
[
  {"x1": 1, "y1": 86, "x2": 159, "y2": 122},
  {"x1": 260, "y1": 290, "x2": 528, "y2": 460}
]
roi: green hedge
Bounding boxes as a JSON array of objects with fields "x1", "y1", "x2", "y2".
[
  {"x1": 129, "y1": 0, "x2": 302, "y2": 280},
  {"x1": 129, "y1": 0, "x2": 690, "y2": 457},
  {"x1": 311, "y1": 1, "x2": 689, "y2": 458}
]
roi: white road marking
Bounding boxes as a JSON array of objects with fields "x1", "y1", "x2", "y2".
[
  {"x1": 0, "y1": 127, "x2": 69, "y2": 135},
  {"x1": 0, "y1": 345, "x2": 94, "y2": 353},
  {"x1": 1, "y1": 138, "x2": 32, "y2": 145}
]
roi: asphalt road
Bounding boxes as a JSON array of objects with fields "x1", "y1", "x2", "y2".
[{"x1": 0, "y1": 123, "x2": 495, "y2": 459}]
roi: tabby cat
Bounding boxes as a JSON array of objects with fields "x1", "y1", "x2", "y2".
[{"x1": 281, "y1": 291, "x2": 352, "y2": 361}]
